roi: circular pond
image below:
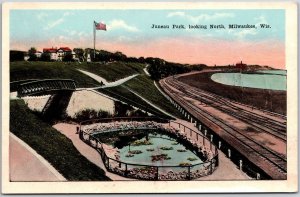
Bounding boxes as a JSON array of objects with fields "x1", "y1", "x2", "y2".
[
  {"x1": 81, "y1": 120, "x2": 219, "y2": 180},
  {"x1": 94, "y1": 130, "x2": 203, "y2": 167},
  {"x1": 119, "y1": 133, "x2": 203, "y2": 166}
]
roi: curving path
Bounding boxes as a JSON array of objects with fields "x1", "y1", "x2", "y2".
[
  {"x1": 173, "y1": 119, "x2": 250, "y2": 180},
  {"x1": 53, "y1": 123, "x2": 134, "y2": 181},
  {"x1": 9, "y1": 133, "x2": 66, "y2": 181},
  {"x1": 77, "y1": 69, "x2": 139, "y2": 89},
  {"x1": 55, "y1": 121, "x2": 250, "y2": 180},
  {"x1": 143, "y1": 64, "x2": 150, "y2": 76}
]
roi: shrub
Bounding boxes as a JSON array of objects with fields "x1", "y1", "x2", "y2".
[{"x1": 74, "y1": 109, "x2": 111, "y2": 122}]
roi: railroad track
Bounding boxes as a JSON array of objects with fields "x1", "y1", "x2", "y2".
[
  {"x1": 183, "y1": 82, "x2": 287, "y2": 128},
  {"x1": 160, "y1": 77, "x2": 287, "y2": 179},
  {"x1": 164, "y1": 77, "x2": 287, "y2": 141},
  {"x1": 168, "y1": 77, "x2": 286, "y2": 126},
  {"x1": 175, "y1": 74, "x2": 287, "y2": 120}
]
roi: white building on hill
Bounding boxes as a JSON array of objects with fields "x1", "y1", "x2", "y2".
[{"x1": 43, "y1": 47, "x2": 58, "y2": 61}]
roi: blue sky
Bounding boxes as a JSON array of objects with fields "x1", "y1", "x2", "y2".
[
  {"x1": 10, "y1": 9, "x2": 285, "y2": 44},
  {"x1": 10, "y1": 9, "x2": 285, "y2": 68}
]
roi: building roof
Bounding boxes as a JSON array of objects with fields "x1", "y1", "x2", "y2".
[
  {"x1": 43, "y1": 47, "x2": 57, "y2": 53},
  {"x1": 58, "y1": 47, "x2": 72, "y2": 52}
]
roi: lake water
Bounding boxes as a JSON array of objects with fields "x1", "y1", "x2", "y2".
[
  {"x1": 256, "y1": 70, "x2": 287, "y2": 75},
  {"x1": 118, "y1": 133, "x2": 203, "y2": 166},
  {"x1": 211, "y1": 71, "x2": 286, "y2": 91}
]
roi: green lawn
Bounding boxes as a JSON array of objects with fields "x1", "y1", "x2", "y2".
[
  {"x1": 74, "y1": 61, "x2": 145, "y2": 82},
  {"x1": 10, "y1": 61, "x2": 100, "y2": 88},
  {"x1": 97, "y1": 86, "x2": 171, "y2": 119},
  {"x1": 123, "y1": 74, "x2": 184, "y2": 119},
  {"x1": 10, "y1": 61, "x2": 182, "y2": 118},
  {"x1": 10, "y1": 61, "x2": 145, "y2": 87},
  {"x1": 98, "y1": 74, "x2": 184, "y2": 119},
  {"x1": 10, "y1": 100, "x2": 110, "y2": 181}
]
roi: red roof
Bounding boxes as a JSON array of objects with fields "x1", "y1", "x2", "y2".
[
  {"x1": 58, "y1": 47, "x2": 72, "y2": 52},
  {"x1": 43, "y1": 47, "x2": 57, "y2": 53}
]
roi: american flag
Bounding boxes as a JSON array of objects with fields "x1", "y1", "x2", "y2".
[{"x1": 94, "y1": 21, "x2": 107, "y2": 31}]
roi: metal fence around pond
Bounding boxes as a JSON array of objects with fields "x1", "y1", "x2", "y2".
[
  {"x1": 80, "y1": 116, "x2": 169, "y2": 127},
  {"x1": 78, "y1": 117, "x2": 218, "y2": 180}
]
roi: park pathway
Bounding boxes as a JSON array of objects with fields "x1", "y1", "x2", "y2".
[
  {"x1": 9, "y1": 133, "x2": 66, "y2": 181},
  {"x1": 172, "y1": 119, "x2": 251, "y2": 180},
  {"x1": 53, "y1": 123, "x2": 134, "y2": 181},
  {"x1": 77, "y1": 69, "x2": 138, "y2": 89}
]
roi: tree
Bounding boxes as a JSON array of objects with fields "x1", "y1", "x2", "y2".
[
  {"x1": 10, "y1": 50, "x2": 25, "y2": 61},
  {"x1": 73, "y1": 48, "x2": 84, "y2": 61},
  {"x1": 138, "y1": 57, "x2": 145, "y2": 63},
  {"x1": 97, "y1": 50, "x2": 113, "y2": 62},
  {"x1": 63, "y1": 52, "x2": 73, "y2": 62},
  {"x1": 113, "y1": 51, "x2": 127, "y2": 61},
  {"x1": 28, "y1": 47, "x2": 37, "y2": 61},
  {"x1": 41, "y1": 52, "x2": 51, "y2": 61}
]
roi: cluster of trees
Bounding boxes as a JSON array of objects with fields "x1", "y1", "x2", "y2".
[
  {"x1": 10, "y1": 50, "x2": 26, "y2": 62},
  {"x1": 10, "y1": 47, "x2": 208, "y2": 80},
  {"x1": 84, "y1": 48, "x2": 125, "y2": 62},
  {"x1": 146, "y1": 57, "x2": 207, "y2": 80},
  {"x1": 77, "y1": 51, "x2": 206, "y2": 80},
  {"x1": 27, "y1": 47, "x2": 38, "y2": 61},
  {"x1": 86, "y1": 48, "x2": 146, "y2": 63}
]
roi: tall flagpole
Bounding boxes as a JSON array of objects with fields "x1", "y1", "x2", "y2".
[{"x1": 93, "y1": 21, "x2": 96, "y2": 60}]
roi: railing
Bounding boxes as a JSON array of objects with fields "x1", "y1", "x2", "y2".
[
  {"x1": 78, "y1": 118, "x2": 218, "y2": 180},
  {"x1": 10, "y1": 79, "x2": 38, "y2": 92},
  {"x1": 80, "y1": 116, "x2": 169, "y2": 128},
  {"x1": 16, "y1": 79, "x2": 77, "y2": 97}
]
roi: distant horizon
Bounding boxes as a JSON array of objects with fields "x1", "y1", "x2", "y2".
[
  {"x1": 10, "y1": 46, "x2": 283, "y2": 69},
  {"x1": 10, "y1": 9, "x2": 285, "y2": 69}
]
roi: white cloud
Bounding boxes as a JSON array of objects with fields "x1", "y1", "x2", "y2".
[
  {"x1": 44, "y1": 18, "x2": 64, "y2": 30},
  {"x1": 44, "y1": 12, "x2": 73, "y2": 30},
  {"x1": 234, "y1": 28, "x2": 257, "y2": 38},
  {"x1": 232, "y1": 15, "x2": 267, "y2": 39},
  {"x1": 255, "y1": 15, "x2": 267, "y2": 24},
  {"x1": 116, "y1": 36, "x2": 134, "y2": 42},
  {"x1": 167, "y1": 12, "x2": 235, "y2": 23},
  {"x1": 167, "y1": 11, "x2": 185, "y2": 17},
  {"x1": 65, "y1": 29, "x2": 89, "y2": 38},
  {"x1": 37, "y1": 12, "x2": 48, "y2": 21},
  {"x1": 63, "y1": 12, "x2": 74, "y2": 17},
  {"x1": 69, "y1": 30, "x2": 77, "y2": 36},
  {"x1": 58, "y1": 35, "x2": 67, "y2": 41},
  {"x1": 108, "y1": 19, "x2": 139, "y2": 32}
]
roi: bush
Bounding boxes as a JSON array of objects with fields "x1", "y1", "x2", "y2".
[
  {"x1": 10, "y1": 50, "x2": 25, "y2": 62},
  {"x1": 63, "y1": 53, "x2": 73, "y2": 62},
  {"x1": 74, "y1": 109, "x2": 111, "y2": 122},
  {"x1": 40, "y1": 53, "x2": 51, "y2": 61}
]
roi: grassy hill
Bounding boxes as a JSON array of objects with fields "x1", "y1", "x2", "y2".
[
  {"x1": 75, "y1": 61, "x2": 144, "y2": 82},
  {"x1": 10, "y1": 61, "x2": 99, "y2": 88},
  {"x1": 9, "y1": 60, "x2": 186, "y2": 181},
  {"x1": 10, "y1": 61, "x2": 145, "y2": 87},
  {"x1": 122, "y1": 75, "x2": 183, "y2": 118},
  {"x1": 10, "y1": 61, "x2": 182, "y2": 119}
]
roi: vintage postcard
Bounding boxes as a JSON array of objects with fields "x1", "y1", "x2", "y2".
[{"x1": 1, "y1": 2, "x2": 298, "y2": 193}]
